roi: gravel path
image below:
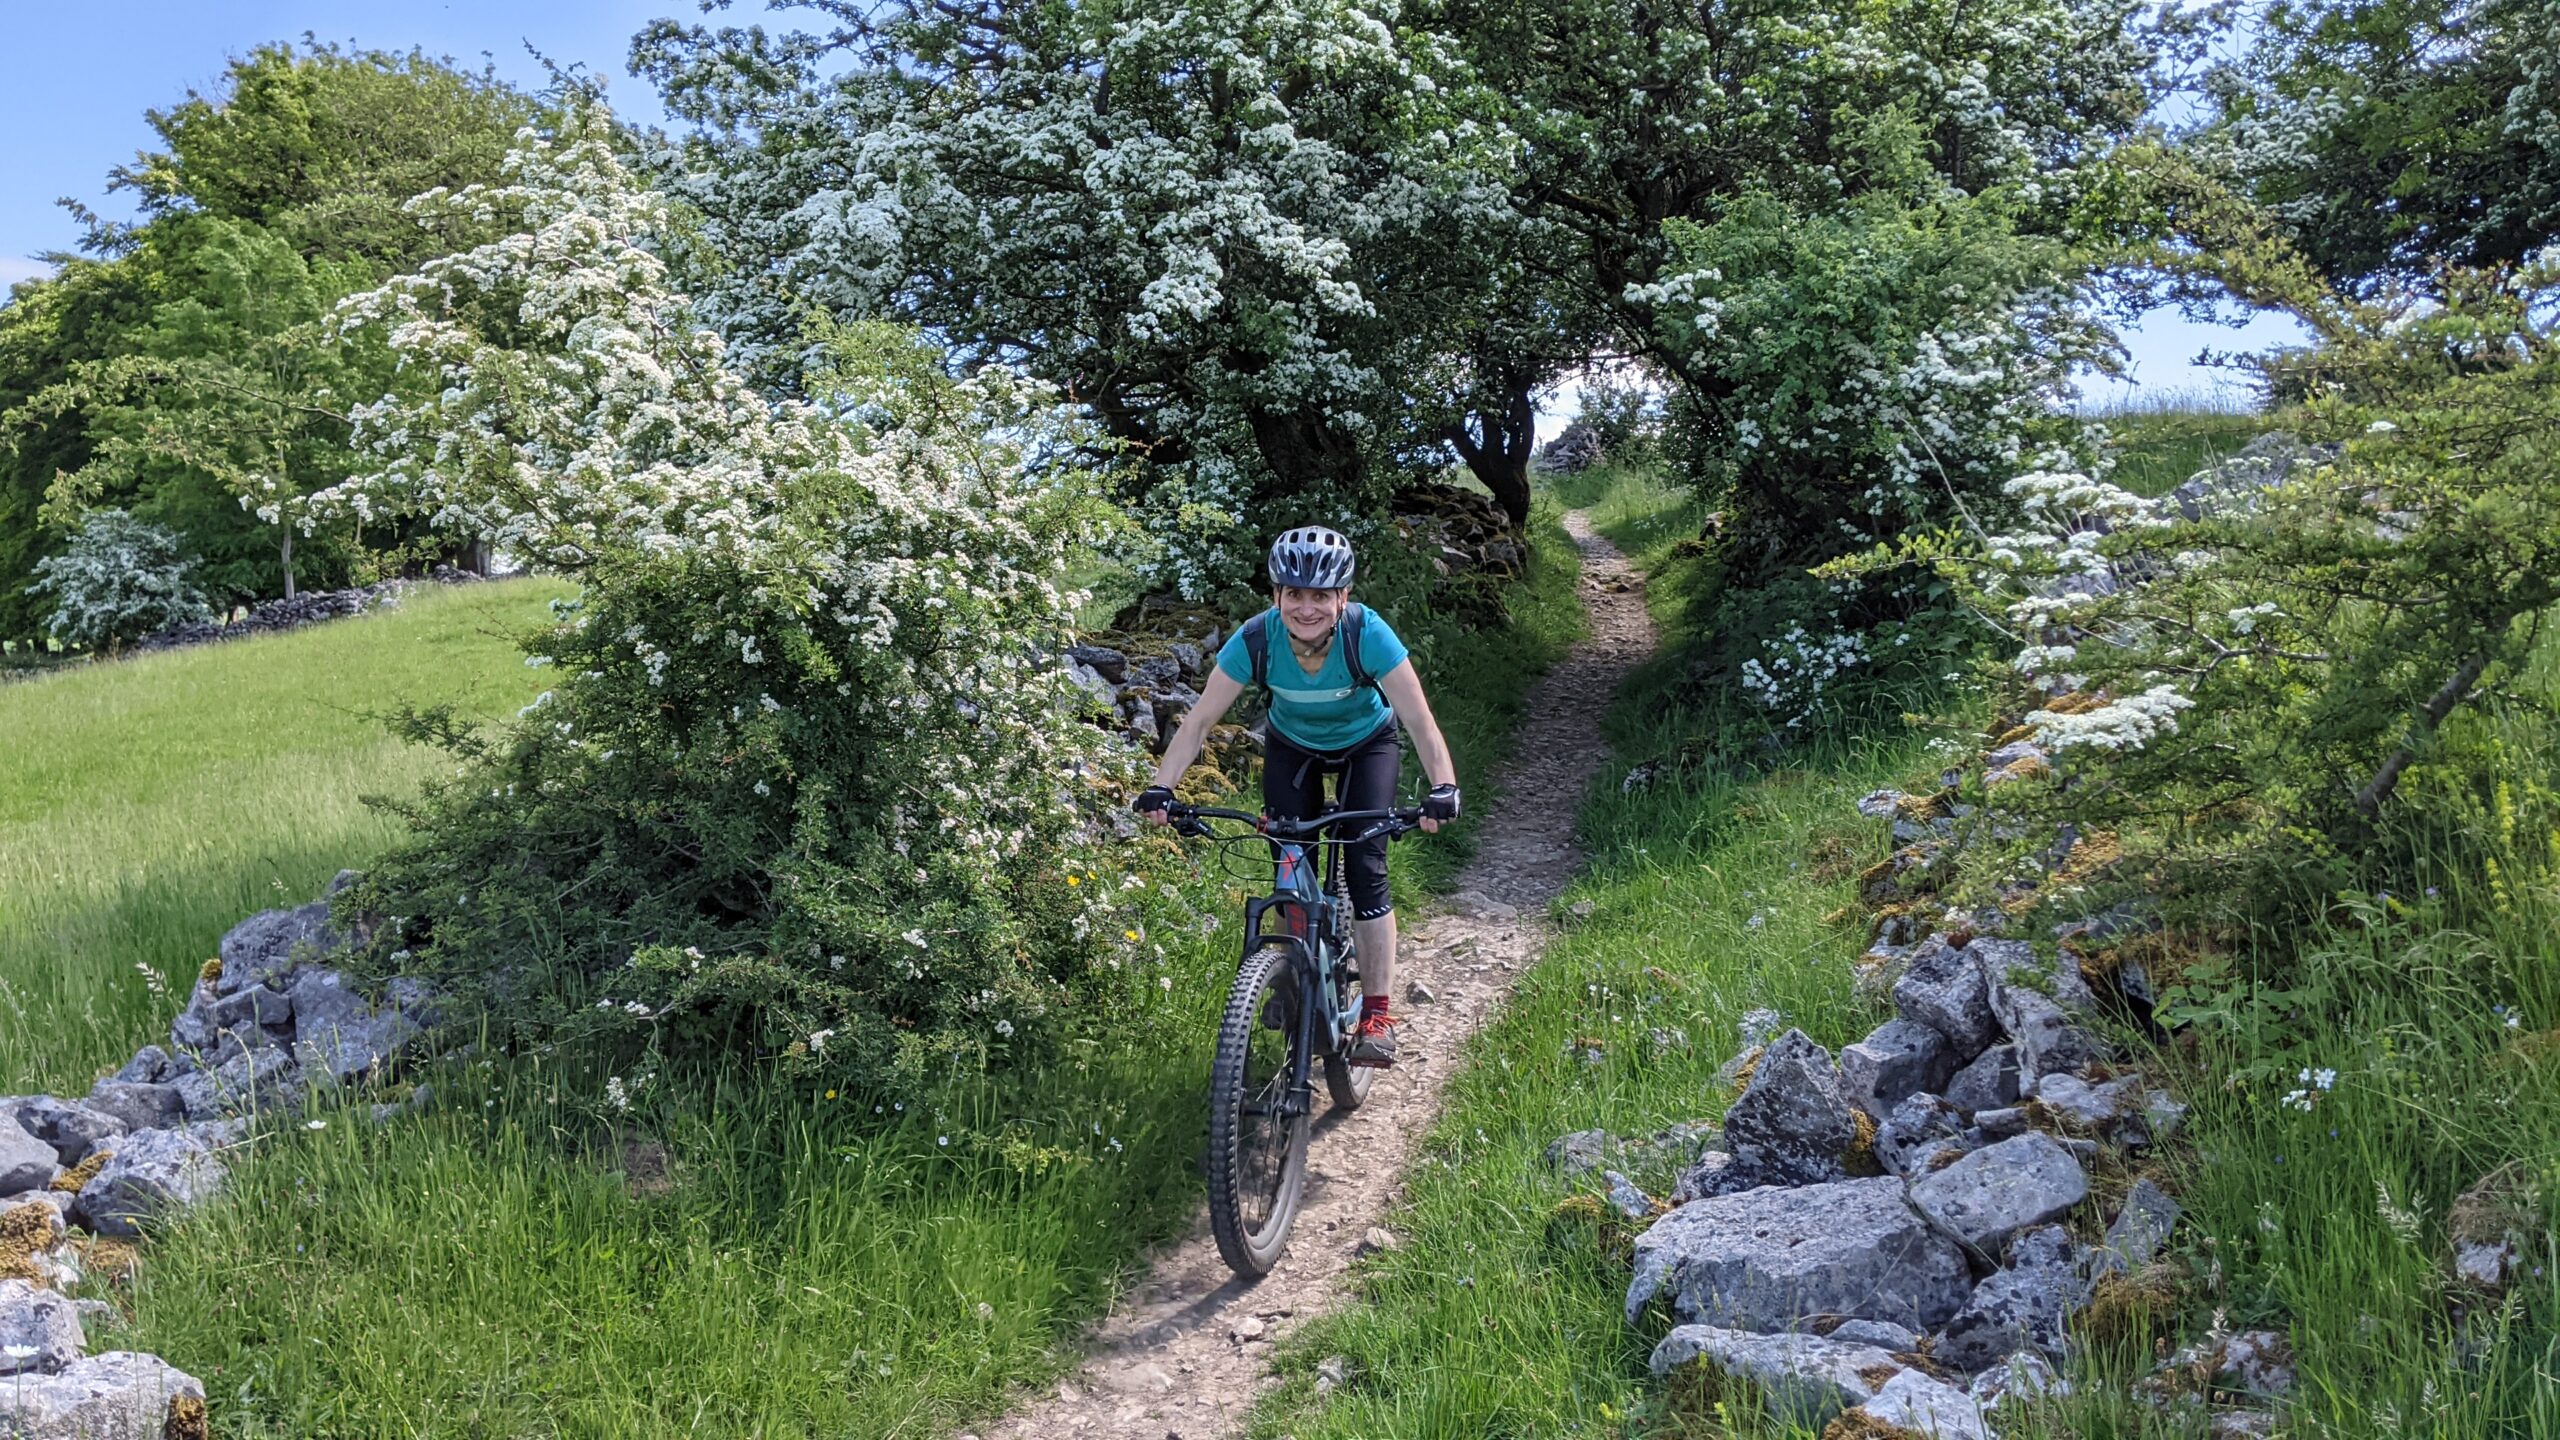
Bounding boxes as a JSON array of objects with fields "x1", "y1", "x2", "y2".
[{"x1": 974, "y1": 511, "x2": 1657, "y2": 1440}]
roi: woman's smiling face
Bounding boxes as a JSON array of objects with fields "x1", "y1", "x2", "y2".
[{"x1": 1274, "y1": 585, "x2": 1348, "y2": 645}]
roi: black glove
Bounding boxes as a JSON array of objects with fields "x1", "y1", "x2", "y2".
[
  {"x1": 1133, "y1": 784, "x2": 1177, "y2": 817},
  {"x1": 1423, "y1": 783, "x2": 1461, "y2": 821}
]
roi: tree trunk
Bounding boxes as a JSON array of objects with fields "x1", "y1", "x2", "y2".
[
  {"x1": 2353, "y1": 645, "x2": 2497, "y2": 816},
  {"x1": 1443, "y1": 371, "x2": 1538, "y2": 529},
  {"x1": 280, "y1": 530, "x2": 297, "y2": 601},
  {"x1": 1246, "y1": 408, "x2": 1368, "y2": 508}
]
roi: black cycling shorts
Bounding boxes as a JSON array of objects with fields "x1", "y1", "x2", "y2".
[{"x1": 1263, "y1": 719, "x2": 1401, "y2": 921}]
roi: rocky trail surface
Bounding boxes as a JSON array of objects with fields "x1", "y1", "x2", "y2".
[{"x1": 977, "y1": 511, "x2": 1657, "y2": 1440}]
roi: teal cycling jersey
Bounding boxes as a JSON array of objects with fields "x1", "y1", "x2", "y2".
[{"x1": 1216, "y1": 607, "x2": 1410, "y2": 753}]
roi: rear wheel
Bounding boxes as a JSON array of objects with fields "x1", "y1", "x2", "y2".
[
  {"x1": 1322, "y1": 865, "x2": 1375, "y2": 1110},
  {"x1": 1207, "y1": 943, "x2": 1312, "y2": 1277}
]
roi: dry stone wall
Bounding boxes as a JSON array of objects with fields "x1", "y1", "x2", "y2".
[
  {"x1": 1559, "y1": 719, "x2": 2320, "y2": 1440},
  {"x1": 1, "y1": 872, "x2": 434, "y2": 1439}
]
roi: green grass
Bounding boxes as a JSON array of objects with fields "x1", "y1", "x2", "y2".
[
  {"x1": 33, "y1": 520, "x2": 1584, "y2": 1436},
  {"x1": 0, "y1": 578, "x2": 572, "y2": 1093},
  {"x1": 1245, "y1": 466, "x2": 2560, "y2": 1440},
  {"x1": 2097, "y1": 409, "x2": 2269, "y2": 500}
]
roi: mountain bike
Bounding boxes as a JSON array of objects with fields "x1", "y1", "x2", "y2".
[{"x1": 1161, "y1": 800, "x2": 1425, "y2": 1277}]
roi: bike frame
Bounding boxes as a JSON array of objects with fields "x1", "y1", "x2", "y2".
[{"x1": 1175, "y1": 804, "x2": 1419, "y2": 1117}]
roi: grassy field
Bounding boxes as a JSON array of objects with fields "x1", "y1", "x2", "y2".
[
  {"x1": 36, "y1": 512, "x2": 1584, "y2": 1436},
  {"x1": 0, "y1": 578, "x2": 573, "y2": 1093},
  {"x1": 1246, "y1": 458, "x2": 2560, "y2": 1439}
]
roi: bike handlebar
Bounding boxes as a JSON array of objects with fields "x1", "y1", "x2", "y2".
[{"x1": 1157, "y1": 801, "x2": 1426, "y2": 844}]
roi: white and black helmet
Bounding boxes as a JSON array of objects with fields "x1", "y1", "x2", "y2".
[{"x1": 1267, "y1": 526, "x2": 1356, "y2": 589}]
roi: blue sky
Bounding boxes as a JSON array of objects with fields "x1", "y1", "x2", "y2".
[{"x1": 1, "y1": 0, "x2": 2303, "y2": 414}]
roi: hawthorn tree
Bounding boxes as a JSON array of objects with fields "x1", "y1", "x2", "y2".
[
  {"x1": 635, "y1": 0, "x2": 1557, "y2": 591},
  {"x1": 2199, "y1": 0, "x2": 2560, "y2": 290}
]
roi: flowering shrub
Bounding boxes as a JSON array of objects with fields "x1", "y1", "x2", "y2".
[
  {"x1": 320, "y1": 112, "x2": 1181, "y2": 1097},
  {"x1": 1927, "y1": 254, "x2": 2560, "y2": 920},
  {"x1": 1631, "y1": 191, "x2": 2107, "y2": 574},
  {"x1": 25, "y1": 508, "x2": 214, "y2": 652}
]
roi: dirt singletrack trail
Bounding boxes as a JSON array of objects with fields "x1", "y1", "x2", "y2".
[{"x1": 973, "y1": 511, "x2": 1657, "y2": 1440}]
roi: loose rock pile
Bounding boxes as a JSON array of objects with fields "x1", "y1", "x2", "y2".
[
  {"x1": 1533, "y1": 421, "x2": 1604, "y2": 475},
  {"x1": 1574, "y1": 753, "x2": 2303, "y2": 1439},
  {"x1": 1, "y1": 873, "x2": 432, "y2": 1438}
]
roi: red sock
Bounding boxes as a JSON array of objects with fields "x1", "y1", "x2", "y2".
[{"x1": 1362, "y1": 995, "x2": 1391, "y2": 1021}]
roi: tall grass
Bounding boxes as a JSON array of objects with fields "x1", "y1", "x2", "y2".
[
  {"x1": 0, "y1": 579, "x2": 571, "y2": 1093},
  {"x1": 2094, "y1": 408, "x2": 2270, "y2": 500},
  {"x1": 38, "y1": 515, "x2": 1584, "y2": 1435}
]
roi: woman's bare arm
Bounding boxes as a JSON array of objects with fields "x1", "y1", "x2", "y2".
[
  {"x1": 1142, "y1": 668, "x2": 1247, "y2": 812},
  {"x1": 1377, "y1": 660, "x2": 1457, "y2": 823}
]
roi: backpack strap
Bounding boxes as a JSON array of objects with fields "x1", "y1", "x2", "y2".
[
  {"x1": 1341, "y1": 603, "x2": 1377, "y2": 692},
  {"x1": 1244, "y1": 608, "x2": 1273, "y2": 692}
]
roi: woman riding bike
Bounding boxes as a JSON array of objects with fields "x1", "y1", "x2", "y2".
[{"x1": 1134, "y1": 526, "x2": 1461, "y2": 1069}]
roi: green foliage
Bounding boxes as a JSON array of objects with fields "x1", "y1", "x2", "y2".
[
  {"x1": 2201, "y1": 0, "x2": 2560, "y2": 290},
  {"x1": 1861, "y1": 255, "x2": 2560, "y2": 937},
  {"x1": 105, "y1": 40, "x2": 536, "y2": 266},
  {"x1": 0, "y1": 41, "x2": 534, "y2": 619},
  {"x1": 2092, "y1": 407, "x2": 2265, "y2": 500},
  {"x1": 23, "y1": 508, "x2": 212, "y2": 652},
  {"x1": 1638, "y1": 189, "x2": 2105, "y2": 577},
  {"x1": 315, "y1": 118, "x2": 1156, "y2": 1101}
]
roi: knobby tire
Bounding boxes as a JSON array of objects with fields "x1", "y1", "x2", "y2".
[{"x1": 1207, "y1": 943, "x2": 1312, "y2": 1277}]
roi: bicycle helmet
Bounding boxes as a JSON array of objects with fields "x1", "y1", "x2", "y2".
[{"x1": 1267, "y1": 526, "x2": 1357, "y2": 589}]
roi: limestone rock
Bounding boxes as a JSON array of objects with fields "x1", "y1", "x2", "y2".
[
  {"x1": 1895, "y1": 937, "x2": 1998, "y2": 1055},
  {"x1": 2456, "y1": 1237, "x2": 2520, "y2": 1289},
  {"x1": 213, "y1": 901, "x2": 342, "y2": 997},
  {"x1": 286, "y1": 968, "x2": 418, "y2": 1083},
  {"x1": 1668, "y1": 1151, "x2": 1736, "y2": 1206},
  {"x1": 1545, "y1": 1129, "x2": 1611, "y2": 1177},
  {"x1": 206, "y1": 984, "x2": 290, "y2": 1036},
  {"x1": 1646, "y1": 1325, "x2": 1901, "y2": 1429},
  {"x1": 1874, "y1": 1093, "x2": 1967, "y2": 1178},
  {"x1": 1987, "y1": 985, "x2": 2100, "y2": 1083},
  {"x1": 1908, "y1": 1132, "x2": 2089, "y2": 1252},
  {"x1": 1601, "y1": 1171, "x2": 1657, "y2": 1222},
  {"x1": 1, "y1": 1099, "x2": 127, "y2": 1168},
  {"x1": 1971, "y1": 1107, "x2": 2030, "y2": 1141},
  {"x1": 1943, "y1": 1044, "x2": 2021, "y2": 1115},
  {"x1": 0, "y1": 1119, "x2": 59, "y2": 1196},
  {"x1": 0, "y1": 1279, "x2": 84, "y2": 1375},
  {"x1": 1935, "y1": 1225, "x2": 2088, "y2": 1371},
  {"x1": 2217, "y1": 1330, "x2": 2295, "y2": 1399},
  {"x1": 80, "y1": 1083, "x2": 183, "y2": 1136},
  {"x1": 165, "y1": 981, "x2": 218, "y2": 1056},
  {"x1": 1828, "y1": 1318, "x2": 1918, "y2": 1351},
  {"x1": 1854, "y1": 1367, "x2": 1994, "y2": 1439},
  {"x1": 1627, "y1": 1177, "x2": 1973, "y2": 1331},
  {"x1": 108, "y1": 1049, "x2": 169, "y2": 1087},
  {"x1": 1840, "y1": 1019, "x2": 1957, "y2": 1119},
  {"x1": 2091, "y1": 1178, "x2": 2180, "y2": 1278},
  {"x1": 1967, "y1": 1350, "x2": 2067, "y2": 1409},
  {"x1": 70, "y1": 1129, "x2": 225, "y2": 1239},
  {"x1": 172, "y1": 1047, "x2": 296, "y2": 1122},
  {"x1": 0, "y1": 1351, "x2": 205, "y2": 1439},
  {"x1": 2029, "y1": 1072, "x2": 2143, "y2": 1135},
  {"x1": 1720, "y1": 1029, "x2": 1859, "y2": 1187}
]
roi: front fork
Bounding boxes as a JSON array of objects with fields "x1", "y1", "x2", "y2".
[{"x1": 1240, "y1": 896, "x2": 1342, "y2": 1122}]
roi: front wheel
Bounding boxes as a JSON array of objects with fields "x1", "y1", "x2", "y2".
[{"x1": 1207, "y1": 943, "x2": 1312, "y2": 1277}]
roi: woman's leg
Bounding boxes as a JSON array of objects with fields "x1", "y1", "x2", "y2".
[{"x1": 1337, "y1": 726, "x2": 1403, "y2": 1002}]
